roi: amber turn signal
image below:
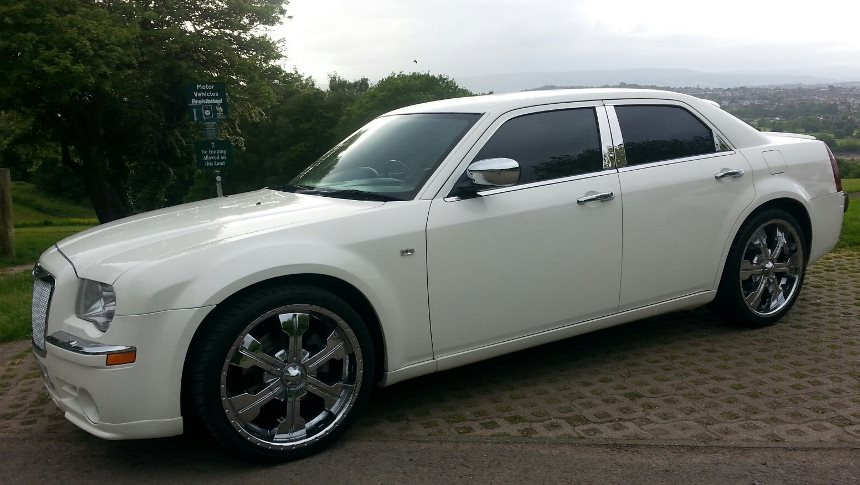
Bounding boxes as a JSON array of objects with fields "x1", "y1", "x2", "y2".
[{"x1": 106, "y1": 350, "x2": 136, "y2": 366}]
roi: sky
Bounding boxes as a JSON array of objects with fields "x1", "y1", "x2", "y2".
[{"x1": 273, "y1": 0, "x2": 860, "y2": 86}]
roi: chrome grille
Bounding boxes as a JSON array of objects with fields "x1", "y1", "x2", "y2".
[{"x1": 31, "y1": 267, "x2": 54, "y2": 351}]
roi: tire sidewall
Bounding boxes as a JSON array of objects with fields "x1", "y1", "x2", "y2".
[
  {"x1": 715, "y1": 209, "x2": 808, "y2": 327},
  {"x1": 188, "y1": 284, "x2": 375, "y2": 463}
]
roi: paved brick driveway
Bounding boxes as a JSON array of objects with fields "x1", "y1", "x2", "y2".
[{"x1": 1, "y1": 251, "x2": 858, "y2": 445}]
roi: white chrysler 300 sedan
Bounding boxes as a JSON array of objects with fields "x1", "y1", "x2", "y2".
[{"x1": 32, "y1": 89, "x2": 847, "y2": 461}]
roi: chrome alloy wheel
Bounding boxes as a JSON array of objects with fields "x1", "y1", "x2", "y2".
[
  {"x1": 219, "y1": 305, "x2": 363, "y2": 450},
  {"x1": 739, "y1": 219, "x2": 804, "y2": 317}
]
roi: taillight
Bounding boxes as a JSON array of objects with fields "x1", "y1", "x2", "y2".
[{"x1": 825, "y1": 145, "x2": 842, "y2": 192}]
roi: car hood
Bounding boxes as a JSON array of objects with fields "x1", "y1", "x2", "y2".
[{"x1": 56, "y1": 189, "x2": 383, "y2": 283}]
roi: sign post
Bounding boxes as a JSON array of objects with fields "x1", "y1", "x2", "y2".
[{"x1": 186, "y1": 82, "x2": 231, "y2": 197}]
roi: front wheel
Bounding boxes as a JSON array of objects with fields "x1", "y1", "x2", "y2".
[
  {"x1": 711, "y1": 209, "x2": 807, "y2": 327},
  {"x1": 187, "y1": 285, "x2": 374, "y2": 462}
]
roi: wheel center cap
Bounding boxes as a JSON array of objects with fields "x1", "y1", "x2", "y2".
[
  {"x1": 282, "y1": 363, "x2": 306, "y2": 386},
  {"x1": 764, "y1": 261, "x2": 775, "y2": 275}
]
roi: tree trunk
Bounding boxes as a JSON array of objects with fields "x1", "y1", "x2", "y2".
[
  {"x1": 0, "y1": 168, "x2": 14, "y2": 258},
  {"x1": 81, "y1": 146, "x2": 131, "y2": 223}
]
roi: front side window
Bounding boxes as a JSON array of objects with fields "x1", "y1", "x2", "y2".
[
  {"x1": 472, "y1": 108, "x2": 603, "y2": 186},
  {"x1": 615, "y1": 105, "x2": 716, "y2": 166},
  {"x1": 289, "y1": 113, "x2": 480, "y2": 200}
]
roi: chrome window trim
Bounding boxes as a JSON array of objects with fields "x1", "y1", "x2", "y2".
[
  {"x1": 616, "y1": 150, "x2": 737, "y2": 174},
  {"x1": 596, "y1": 105, "x2": 615, "y2": 170},
  {"x1": 45, "y1": 331, "x2": 136, "y2": 356},
  {"x1": 444, "y1": 169, "x2": 618, "y2": 201},
  {"x1": 603, "y1": 105, "x2": 627, "y2": 168},
  {"x1": 436, "y1": 101, "x2": 615, "y2": 200}
]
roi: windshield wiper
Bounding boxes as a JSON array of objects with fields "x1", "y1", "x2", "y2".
[
  {"x1": 279, "y1": 183, "x2": 313, "y2": 193},
  {"x1": 280, "y1": 184, "x2": 400, "y2": 201},
  {"x1": 310, "y1": 189, "x2": 401, "y2": 202}
]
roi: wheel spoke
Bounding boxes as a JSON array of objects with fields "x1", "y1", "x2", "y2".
[
  {"x1": 280, "y1": 313, "x2": 310, "y2": 363},
  {"x1": 305, "y1": 331, "x2": 346, "y2": 373},
  {"x1": 769, "y1": 276, "x2": 782, "y2": 305},
  {"x1": 227, "y1": 378, "x2": 282, "y2": 420},
  {"x1": 771, "y1": 262, "x2": 792, "y2": 273},
  {"x1": 745, "y1": 277, "x2": 767, "y2": 310},
  {"x1": 232, "y1": 334, "x2": 285, "y2": 372},
  {"x1": 770, "y1": 227, "x2": 786, "y2": 260},
  {"x1": 740, "y1": 260, "x2": 765, "y2": 280},
  {"x1": 277, "y1": 395, "x2": 306, "y2": 434},
  {"x1": 752, "y1": 229, "x2": 769, "y2": 260},
  {"x1": 307, "y1": 376, "x2": 349, "y2": 410}
]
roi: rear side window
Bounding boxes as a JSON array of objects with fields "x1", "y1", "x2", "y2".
[
  {"x1": 615, "y1": 105, "x2": 716, "y2": 165},
  {"x1": 474, "y1": 108, "x2": 603, "y2": 185}
]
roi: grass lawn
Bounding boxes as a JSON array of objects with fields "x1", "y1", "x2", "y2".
[
  {"x1": 842, "y1": 178, "x2": 860, "y2": 193},
  {"x1": 837, "y1": 198, "x2": 860, "y2": 250},
  {"x1": 1, "y1": 182, "x2": 96, "y2": 269},
  {"x1": 0, "y1": 270, "x2": 35, "y2": 342}
]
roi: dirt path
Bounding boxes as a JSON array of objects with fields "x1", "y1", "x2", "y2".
[{"x1": 0, "y1": 263, "x2": 32, "y2": 276}]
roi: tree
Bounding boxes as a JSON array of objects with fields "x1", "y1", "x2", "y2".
[
  {"x1": 0, "y1": 0, "x2": 288, "y2": 222},
  {"x1": 336, "y1": 72, "x2": 473, "y2": 138}
]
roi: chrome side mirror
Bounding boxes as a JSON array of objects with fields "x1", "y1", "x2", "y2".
[{"x1": 466, "y1": 158, "x2": 520, "y2": 187}]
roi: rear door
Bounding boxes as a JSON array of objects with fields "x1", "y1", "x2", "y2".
[{"x1": 606, "y1": 101, "x2": 756, "y2": 310}]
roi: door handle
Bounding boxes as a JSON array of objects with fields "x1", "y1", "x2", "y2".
[
  {"x1": 576, "y1": 191, "x2": 615, "y2": 204},
  {"x1": 714, "y1": 168, "x2": 745, "y2": 180}
]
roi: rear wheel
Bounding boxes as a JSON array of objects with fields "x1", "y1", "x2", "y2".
[
  {"x1": 187, "y1": 285, "x2": 374, "y2": 462},
  {"x1": 712, "y1": 209, "x2": 807, "y2": 327}
]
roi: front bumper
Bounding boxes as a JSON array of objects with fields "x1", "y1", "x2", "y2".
[
  {"x1": 33, "y1": 247, "x2": 214, "y2": 440},
  {"x1": 35, "y1": 307, "x2": 212, "y2": 439}
]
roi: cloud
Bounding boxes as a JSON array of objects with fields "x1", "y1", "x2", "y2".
[{"x1": 275, "y1": 0, "x2": 860, "y2": 85}]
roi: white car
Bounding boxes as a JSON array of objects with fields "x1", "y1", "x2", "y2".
[{"x1": 32, "y1": 89, "x2": 847, "y2": 461}]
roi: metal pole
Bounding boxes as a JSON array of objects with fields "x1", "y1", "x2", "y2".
[
  {"x1": 215, "y1": 169, "x2": 223, "y2": 197},
  {"x1": 0, "y1": 168, "x2": 15, "y2": 258}
]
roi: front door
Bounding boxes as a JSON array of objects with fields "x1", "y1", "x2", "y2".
[{"x1": 426, "y1": 104, "x2": 623, "y2": 357}]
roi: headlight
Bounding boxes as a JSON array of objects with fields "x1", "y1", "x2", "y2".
[{"x1": 76, "y1": 279, "x2": 117, "y2": 332}]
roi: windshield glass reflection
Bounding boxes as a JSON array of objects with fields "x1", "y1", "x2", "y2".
[{"x1": 288, "y1": 113, "x2": 480, "y2": 200}]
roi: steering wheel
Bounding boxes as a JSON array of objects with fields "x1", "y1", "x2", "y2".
[{"x1": 380, "y1": 159, "x2": 410, "y2": 178}]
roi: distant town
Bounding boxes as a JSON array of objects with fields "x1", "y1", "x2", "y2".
[{"x1": 605, "y1": 83, "x2": 860, "y2": 157}]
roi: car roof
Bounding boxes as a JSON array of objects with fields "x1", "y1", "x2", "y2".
[{"x1": 386, "y1": 88, "x2": 702, "y2": 115}]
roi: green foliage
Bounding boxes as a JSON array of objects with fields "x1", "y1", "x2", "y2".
[
  {"x1": 842, "y1": 178, "x2": 860, "y2": 193},
  {"x1": 836, "y1": 199, "x2": 860, "y2": 250},
  {"x1": 838, "y1": 161, "x2": 860, "y2": 179},
  {"x1": 185, "y1": 72, "x2": 475, "y2": 201},
  {"x1": 0, "y1": 269, "x2": 33, "y2": 342},
  {"x1": 336, "y1": 73, "x2": 473, "y2": 138},
  {"x1": 0, "y1": 0, "x2": 289, "y2": 221},
  {"x1": 9, "y1": 182, "x2": 96, "y2": 226},
  {"x1": 0, "y1": 182, "x2": 95, "y2": 268}
]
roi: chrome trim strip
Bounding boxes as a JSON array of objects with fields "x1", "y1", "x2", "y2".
[
  {"x1": 596, "y1": 105, "x2": 615, "y2": 169},
  {"x1": 603, "y1": 105, "x2": 627, "y2": 168},
  {"x1": 444, "y1": 169, "x2": 618, "y2": 201},
  {"x1": 45, "y1": 331, "x2": 135, "y2": 356}
]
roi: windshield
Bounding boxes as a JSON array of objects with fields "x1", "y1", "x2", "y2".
[{"x1": 287, "y1": 113, "x2": 481, "y2": 201}]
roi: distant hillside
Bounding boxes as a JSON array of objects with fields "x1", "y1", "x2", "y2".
[{"x1": 456, "y1": 68, "x2": 860, "y2": 93}]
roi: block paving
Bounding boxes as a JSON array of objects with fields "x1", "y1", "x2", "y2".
[{"x1": 1, "y1": 251, "x2": 858, "y2": 446}]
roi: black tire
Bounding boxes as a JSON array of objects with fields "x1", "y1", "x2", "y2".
[
  {"x1": 711, "y1": 208, "x2": 807, "y2": 327},
  {"x1": 186, "y1": 284, "x2": 374, "y2": 462}
]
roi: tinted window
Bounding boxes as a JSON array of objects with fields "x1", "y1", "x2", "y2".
[
  {"x1": 615, "y1": 105, "x2": 716, "y2": 165},
  {"x1": 474, "y1": 108, "x2": 603, "y2": 185},
  {"x1": 290, "y1": 113, "x2": 479, "y2": 200}
]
